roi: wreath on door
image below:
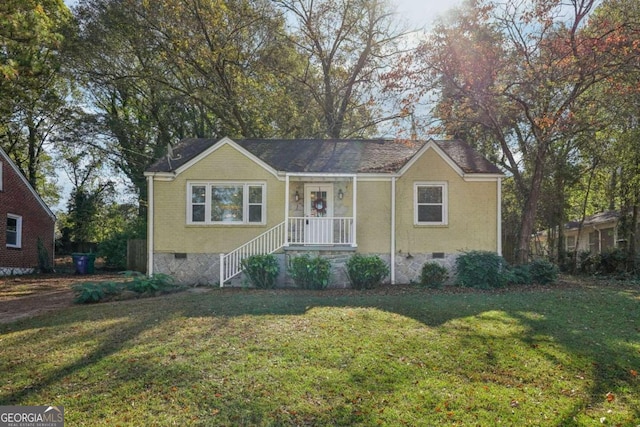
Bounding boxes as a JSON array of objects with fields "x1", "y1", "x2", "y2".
[{"x1": 313, "y1": 197, "x2": 326, "y2": 215}]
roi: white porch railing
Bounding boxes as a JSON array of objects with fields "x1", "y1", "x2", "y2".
[
  {"x1": 288, "y1": 217, "x2": 354, "y2": 245},
  {"x1": 219, "y1": 221, "x2": 286, "y2": 286}
]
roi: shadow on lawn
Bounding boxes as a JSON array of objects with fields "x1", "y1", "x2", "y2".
[
  {"x1": 508, "y1": 288, "x2": 640, "y2": 424},
  {"x1": 1, "y1": 285, "x2": 638, "y2": 424}
]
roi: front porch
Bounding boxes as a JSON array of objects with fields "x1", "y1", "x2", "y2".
[
  {"x1": 284, "y1": 173, "x2": 358, "y2": 247},
  {"x1": 220, "y1": 174, "x2": 358, "y2": 284}
]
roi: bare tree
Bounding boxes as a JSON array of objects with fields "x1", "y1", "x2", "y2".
[{"x1": 274, "y1": 0, "x2": 408, "y2": 138}]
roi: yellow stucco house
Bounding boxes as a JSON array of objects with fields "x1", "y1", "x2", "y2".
[{"x1": 144, "y1": 137, "x2": 503, "y2": 286}]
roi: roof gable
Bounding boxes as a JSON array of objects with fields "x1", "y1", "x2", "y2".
[
  {"x1": 176, "y1": 137, "x2": 279, "y2": 178},
  {"x1": 399, "y1": 139, "x2": 503, "y2": 178},
  {"x1": 398, "y1": 140, "x2": 463, "y2": 177},
  {"x1": 0, "y1": 147, "x2": 55, "y2": 220}
]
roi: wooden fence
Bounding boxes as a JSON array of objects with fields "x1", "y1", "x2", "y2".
[{"x1": 127, "y1": 239, "x2": 147, "y2": 273}]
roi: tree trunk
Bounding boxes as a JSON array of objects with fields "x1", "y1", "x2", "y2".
[
  {"x1": 27, "y1": 120, "x2": 39, "y2": 189},
  {"x1": 628, "y1": 203, "x2": 638, "y2": 271},
  {"x1": 137, "y1": 177, "x2": 148, "y2": 221},
  {"x1": 555, "y1": 172, "x2": 566, "y2": 266},
  {"x1": 515, "y1": 146, "x2": 547, "y2": 264}
]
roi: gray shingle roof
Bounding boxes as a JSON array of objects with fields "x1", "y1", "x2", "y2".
[
  {"x1": 145, "y1": 137, "x2": 502, "y2": 175},
  {"x1": 565, "y1": 210, "x2": 620, "y2": 230}
]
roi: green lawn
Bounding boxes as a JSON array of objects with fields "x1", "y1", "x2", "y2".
[{"x1": 1, "y1": 282, "x2": 639, "y2": 426}]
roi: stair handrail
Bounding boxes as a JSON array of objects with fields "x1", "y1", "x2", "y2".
[{"x1": 219, "y1": 221, "x2": 286, "y2": 286}]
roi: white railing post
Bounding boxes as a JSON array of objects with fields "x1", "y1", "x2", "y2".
[{"x1": 219, "y1": 253, "x2": 224, "y2": 287}]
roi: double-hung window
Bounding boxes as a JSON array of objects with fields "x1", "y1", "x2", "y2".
[
  {"x1": 414, "y1": 182, "x2": 448, "y2": 225},
  {"x1": 188, "y1": 182, "x2": 265, "y2": 225},
  {"x1": 6, "y1": 214, "x2": 22, "y2": 248}
]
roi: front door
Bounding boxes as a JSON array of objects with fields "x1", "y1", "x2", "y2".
[{"x1": 304, "y1": 184, "x2": 333, "y2": 244}]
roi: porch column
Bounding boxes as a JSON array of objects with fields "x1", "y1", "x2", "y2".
[
  {"x1": 352, "y1": 175, "x2": 357, "y2": 247},
  {"x1": 285, "y1": 174, "x2": 290, "y2": 247}
]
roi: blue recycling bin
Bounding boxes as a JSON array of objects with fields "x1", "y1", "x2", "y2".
[{"x1": 72, "y1": 253, "x2": 88, "y2": 274}]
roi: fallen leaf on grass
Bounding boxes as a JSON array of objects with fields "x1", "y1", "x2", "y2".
[
  {"x1": 630, "y1": 369, "x2": 637, "y2": 377},
  {"x1": 605, "y1": 392, "x2": 615, "y2": 402}
]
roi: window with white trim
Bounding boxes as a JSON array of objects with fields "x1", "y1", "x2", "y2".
[
  {"x1": 6, "y1": 214, "x2": 22, "y2": 248},
  {"x1": 187, "y1": 182, "x2": 265, "y2": 224},
  {"x1": 414, "y1": 182, "x2": 448, "y2": 225}
]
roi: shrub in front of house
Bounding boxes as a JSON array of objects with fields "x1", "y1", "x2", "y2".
[
  {"x1": 125, "y1": 272, "x2": 177, "y2": 293},
  {"x1": 505, "y1": 263, "x2": 532, "y2": 286},
  {"x1": 419, "y1": 262, "x2": 449, "y2": 288},
  {"x1": 455, "y1": 250, "x2": 508, "y2": 289},
  {"x1": 528, "y1": 258, "x2": 559, "y2": 284},
  {"x1": 593, "y1": 248, "x2": 629, "y2": 276},
  {"x1": 73, "y1": 273, "x2": 179, "y2": 303},
  {"x1": 288, "y1": 254, "x2": 331, "y2": 289},
  {"x1": 577, "y1": 250, "x2": 595, "y2": 274},
  {"x1": 345, "y1": 254, "x2": 390, "y2": 290},
  {"x1": 72, "y1": 281, "x2": 123, "y2": 303},
  {"x1": 241, "y1": 254, "x2": 280, "y2": 288}
]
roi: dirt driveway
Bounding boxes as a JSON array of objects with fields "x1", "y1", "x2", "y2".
[{"x1": 0, "y1": 273, "x2": 120, "y2": 324}]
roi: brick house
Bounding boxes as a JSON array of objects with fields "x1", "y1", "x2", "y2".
[{"x1": 0, "y1": 147, "x2": 56, "y2": 275}]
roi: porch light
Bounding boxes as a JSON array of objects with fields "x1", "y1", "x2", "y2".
[
  {"x1": 338, "y1": 188, "x2": 344, "y2": 199},
  {"x1": 295, "y1": 190, "x2": 299, "y2": 201}
]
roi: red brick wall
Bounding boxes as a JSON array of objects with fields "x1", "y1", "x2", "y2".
[{"x1": 0, "y1": 156, "x2": 55, "y2": 272}]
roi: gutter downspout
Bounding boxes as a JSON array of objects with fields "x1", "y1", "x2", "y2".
[
  {"x1": 391, "y1": 176, "x2": 396, "y2": 284},
  {"x1": 147, "y1": 175, "x2": 154, "y2": 276},
  {"x1": 352, "y1": 175, "x2": 357, "y2": 247},
  {"x1": 52, "y1": 215, "x2": 56, "y2": 272}
]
